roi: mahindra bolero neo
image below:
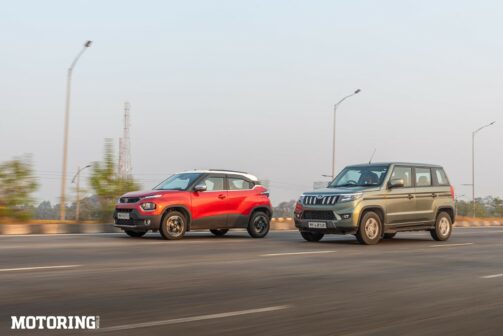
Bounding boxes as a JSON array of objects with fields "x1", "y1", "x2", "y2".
[{"x1": 294, "y1": 163, "x2": 456, "y2": 245}]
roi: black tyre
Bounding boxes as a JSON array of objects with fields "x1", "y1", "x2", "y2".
[
  {"x1": 300, "y1": 231, "x2": 324, "y2": 242},
  {"x1": 125, "y1": 230, "x2": 146, "y2": 238},
  {"x1": 356, "y1": 211, "x2": 382, "y2": 245},
  {"x1": 430, "y1": 212, "x2": 452, "y2": 241},
  {"x1": 160, "y1": 211, "x2": 187, "y2": 240},
  {"x1": 210, "y1": 229, "x2": 229, "y2": 237},
  {"x1": 247, "y1": 211, "x2": 270, "y2": 238},
  {"x1": 383, "y1": 232, "x2": 396, "y2": 239}
]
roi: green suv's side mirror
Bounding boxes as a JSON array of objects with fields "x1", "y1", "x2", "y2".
[{"x1": 388, "y1": 178, "x2": 405, "y2": 189}]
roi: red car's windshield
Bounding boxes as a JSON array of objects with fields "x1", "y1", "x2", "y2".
[{"x1": 154, "y1": 173, "x2": 201, "y2": 191}]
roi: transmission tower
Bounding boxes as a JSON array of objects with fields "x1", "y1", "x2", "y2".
[{"x1": 118, "y1": 102, "x2": 132, "y2": 179}]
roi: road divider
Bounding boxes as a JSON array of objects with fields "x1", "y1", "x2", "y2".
[
  {"x1": 98, "y1": 305, "x2": 290, "y2": 332},
  {"x1": 0, "y1": 218, "x2": 502, "y2": 235}
]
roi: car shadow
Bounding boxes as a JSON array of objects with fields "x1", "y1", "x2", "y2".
[
  {"x1": 116, "y1": 232, "x2": 252, "y2": 241},
  {"x1": 315, "y1": 237, "x2": 434, "y2": 245}
]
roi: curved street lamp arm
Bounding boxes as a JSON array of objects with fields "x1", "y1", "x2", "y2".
[{"x1": 473, "y1": 121, "x2": 496, "y2": 135}]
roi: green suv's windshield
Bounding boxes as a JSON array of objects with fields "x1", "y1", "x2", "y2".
[
  {"x1": 154, "y1": 173, "x2": 202, "y2": 191},
  {"x1": 329, "y1": 165, "x2": 389, "y2": 188}
]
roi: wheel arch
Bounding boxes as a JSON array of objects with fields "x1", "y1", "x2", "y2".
[
  {"x1": 358, "y1": 206, "x2": 386, "y2": 236},
  {"x1": 161, "y1": 205, "x2": 192, "y2": 231},
  {"x1": 436, "y1": 206, "x2": 455, "y2": 223},
  {"x1": 249, "y1": 205, "x2": 272, "y2": 219}
]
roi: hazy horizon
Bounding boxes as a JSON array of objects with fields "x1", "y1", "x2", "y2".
[{"x1": 1, "y1": 0, "x2": 501, "y2": 206}]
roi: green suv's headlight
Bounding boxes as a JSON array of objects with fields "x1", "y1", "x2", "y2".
[
  {"x1": 338, "y1": 193, "x2": 362, "y2": 202},
  {"x1": 140, "y1": 202, "x2": 156, "y2": 211}
]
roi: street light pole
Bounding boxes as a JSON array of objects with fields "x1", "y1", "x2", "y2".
[
  {"x1": 59, "y1": 40, "x2": 92, "y2": 221},
  {"x1": 71, "y1": 165, "x2": 91, "y2": 223},
  {"x1": 471, "y1": 121, "x2": 495, "y2": 218},
  {"x1": 332, "y1": 89, "x2": 361, "y2": 178}
]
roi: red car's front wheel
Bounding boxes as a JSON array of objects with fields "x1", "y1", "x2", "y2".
[{"x1": 160, "y1": 211, "x2": 187, "y2": 240}]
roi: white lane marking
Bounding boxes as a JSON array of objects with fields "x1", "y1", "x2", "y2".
[
  {"x1": 261, "y1": 251, "x2": 336, "y2": 257},
  {"x1": 0, "y1": 233, "x2": 124, "y2": 238},
  {"x1": 0, "y1": 265, "x2": 81, "y2": 272},
  {"x1": 481, "y1": 274, "x2": 503, "y2": 279},
  {"x1": 98, "y1": 305, "x2": 290, "y2": 332},
  {"x1": 429, "y1": 243, "x2": 473, "y2": 248}
]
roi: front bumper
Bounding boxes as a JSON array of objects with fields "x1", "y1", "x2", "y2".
[
  {"x1": 294, "y1": 217, "x2": 358, "y2": 234},
  {"x1": 113, "y1": 208, "x2": 163, "y2": 231}
]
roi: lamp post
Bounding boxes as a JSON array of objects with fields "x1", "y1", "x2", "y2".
[
  {"x1": 331, "y1": 89, "x2": 361, "y2": 178},
  {"x1": 59, "y1": 40, "x2": 92, "y2": 221},
  {"x1": 71, "y1": 165, "x2": 91, "y2": 222},
  {"x1": 471, "y1": 121, "x2": 495, "y2": 218}
]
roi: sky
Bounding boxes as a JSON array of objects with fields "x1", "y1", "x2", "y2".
[{"x1": 1, "y1": 0, "x2": 501, "y2": 205}]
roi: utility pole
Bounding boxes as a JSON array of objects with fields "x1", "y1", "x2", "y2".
[{"x1": 60, "y1": 40, "x2": 92, "y2": 221}]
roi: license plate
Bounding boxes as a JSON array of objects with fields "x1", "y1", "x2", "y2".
[
  {"x1": 117, "y1": 212, "x2": 130, "y2": 220},
  {"x1": 308, "y1": 222, "x2": 327, "y2": 229}
]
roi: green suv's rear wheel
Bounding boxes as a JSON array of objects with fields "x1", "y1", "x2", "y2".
[
  {"x1": 300, "y1": 231, "x2": 324, "y2": 242},
  {"x1": 430, "y1": 212, "x2": 452, "y2": 241},
  {"x1": 356, "y1": 211, "x2": 382, "y2": 245}
]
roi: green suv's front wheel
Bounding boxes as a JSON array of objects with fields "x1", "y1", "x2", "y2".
[
  {"x1": 356, "y1": 211, "x2": 382, "y2": 245},
  {"x1": 300, "y1": 231, "x2": 324, "y2": 242},
  {"x1": 430, "y1": 212, "x2": 452, "y2": 241}
]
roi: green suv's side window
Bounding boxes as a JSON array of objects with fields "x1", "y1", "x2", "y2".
[
  {"x1": 415, "y1": 168, "x2": 432, "y2": 187},
  {"x1": 432, "y1": 168, "x2": 449, "y2": 186},
  {"x1": 390, "y1": 166, "x2": 412, "y2": 187}
]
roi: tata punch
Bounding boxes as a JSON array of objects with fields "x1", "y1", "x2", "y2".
[
  {"x1": 114, "y1": 170, "x2": 272, "y2": 240},
  {"x1": 294, "y1": 163, "x2": 455, "y2": 245}
]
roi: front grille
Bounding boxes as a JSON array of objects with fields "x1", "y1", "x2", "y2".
[
  {"x1": 120, "y1": 197, "x2": 140, "y2": 204},
  {"x1": 302, "y1": 210, "x2": 335, "y2": 220},
  {"x1": 303, "y1": 195, "x2": 339, "y2": 205}
]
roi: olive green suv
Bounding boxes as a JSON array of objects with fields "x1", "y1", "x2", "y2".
[{"x1": 294, "y1": 163, "x2": 456, "y2": 245}]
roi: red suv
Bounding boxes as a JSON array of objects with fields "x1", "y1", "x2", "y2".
[{"x1": 114, "y1": 170, "x2": 272, "y2": 240}]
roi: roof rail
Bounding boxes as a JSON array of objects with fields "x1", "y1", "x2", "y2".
[{"x1": 208, "y1": 169, "x2": 249, "y2": 174}]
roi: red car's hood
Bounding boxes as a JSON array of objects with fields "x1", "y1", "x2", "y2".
[{"x1": 121, "y1": 190, "x2": 183, "y2": 198}]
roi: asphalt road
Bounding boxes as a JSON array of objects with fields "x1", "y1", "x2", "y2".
[{"x1": 2, "y1": 228, "x2": 503, "y2": 335}]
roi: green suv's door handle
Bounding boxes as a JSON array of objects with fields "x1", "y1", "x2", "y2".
[
  {"x1": 432, "y1": 193, "x2": 437, "y2": 198},
  {"x1": 407, "y1": 194, "x2": 414, "y2": 200}
]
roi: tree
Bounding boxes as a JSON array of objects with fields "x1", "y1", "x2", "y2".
[
  {"x1": 273, "y1": 200, "x2": 296, "y2": 218},
  {"x1": 0, "y1": 155, "x2": 39, "y2": 221},
  {"x1": 89, "y1": 139, "x2": 140, "y2": 222},
  {"x1": 35, "y1": 201, "x2": 56, "y2": 219}
]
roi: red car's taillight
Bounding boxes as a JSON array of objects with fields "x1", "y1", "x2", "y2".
[{"x1": 450, "y1": 185, "x2": 455, "y2": 200}]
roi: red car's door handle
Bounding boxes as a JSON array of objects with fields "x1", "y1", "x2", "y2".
[{"x1": 218, "y1": 194, "x2": 226, "y2": 199}]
